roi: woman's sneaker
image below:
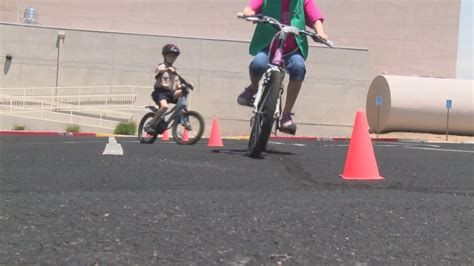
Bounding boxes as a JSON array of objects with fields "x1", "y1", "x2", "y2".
[
  {"x1": 279, "y1": 112, "x2": 297, "y2": 135},
  {"x1": 237, "y1": 86, "x2": 257, "y2": 107}
]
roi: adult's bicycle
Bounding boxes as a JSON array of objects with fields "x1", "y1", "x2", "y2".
[
  {"x1": 137, "y1": 75, "x2": 205, "y2": 145},
  {"x1": 238, "y1": 14, "x2": 334, "y2": 158}
]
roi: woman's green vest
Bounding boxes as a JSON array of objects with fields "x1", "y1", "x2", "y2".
[{"x1": 249, "y1": 0, "x2": 309, "y2": 59}]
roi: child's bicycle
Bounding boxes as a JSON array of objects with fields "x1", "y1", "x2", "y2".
[
  {"x1": 238, "y1": 14, "x2": 334, "y2": 158},
  {"x1": 137, "y1": 74, "x2": 205, "y2": 145}
]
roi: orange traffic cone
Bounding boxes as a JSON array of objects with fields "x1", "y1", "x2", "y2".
[
  {"x1": 208, "y1": 117, "x2": 224, "y2": 147},
  {"x1": 161, "y1": 130, "x2": 169, "y2": 141},
  {"x1": 182, "y1": 128, "x2": 189, "y2": 142},
  {"x1": 340, "y1": 111, "x2": 384, "y2": 180}
]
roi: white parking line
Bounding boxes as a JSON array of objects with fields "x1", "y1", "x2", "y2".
[
  {"x1": 292, "y1": 143, "x2": 306, "y2": 147},
  {"x1": 403, "y1": 147, "x2": 473, "y2": 153}
]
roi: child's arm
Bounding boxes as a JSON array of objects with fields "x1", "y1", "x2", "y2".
[
  {"x1": 304, "y1": 0, "x2": 328, "y2": 40},
  {"x1": 155, "y1": 64, "x2": 177, "y2": 75},
  {"x1": 242, "y1": 0, "x2": 262, "y2": 16},
  {"x1": 243, "y1": 6, "x2": 256, "y2": 16},
  {"x1": 313, "y1": 20, "x2": 328, "y2": 40},
  {"x1": 155, "y1": 64, "x2": 167, "y2": 74}
]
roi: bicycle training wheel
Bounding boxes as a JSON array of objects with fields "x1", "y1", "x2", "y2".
[
  {"x1": 138, "y1": 112, "x2": 158, "y2": 144},
  {"x1": 172, "y1": 110, "x2": 205, "y2": 145},
  {"x1": 248, "y1": 70, "x2": 281, "y2": 158}
]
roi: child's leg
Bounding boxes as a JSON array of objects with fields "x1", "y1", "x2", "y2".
[
  {"x1": 283, "y1": 53, "x2": 306, "y2": 114},
  {"x1": 284, "y1": 80, "x2": 303, "y2": 114},
  {"x1": 147, "y1": 99, "x2": 168, "y2": 129},
  {"x1": 155, "y1": 99, "x2": 169, "y2": 118},
  {"x1": 248, "y1": 51, "x2": 270, "y2": 90},
  {"x1": 238, "y1": 50, "x2": 270, "y2": 107}
]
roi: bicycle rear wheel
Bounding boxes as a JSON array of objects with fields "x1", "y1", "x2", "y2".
[
  {"x1": 172, "y1": 110, "x2": 205, "y2": 145},
  {"x1": 248, "y1": 70, "x2": 282, "y2": 158},
  {"x1": 138, "y1": 112, "x2": 158, "y2": 144}
]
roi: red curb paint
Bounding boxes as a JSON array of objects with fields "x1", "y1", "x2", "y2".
[{"x1": 72, "y1": 132, "x2": 96, "y2": 137}]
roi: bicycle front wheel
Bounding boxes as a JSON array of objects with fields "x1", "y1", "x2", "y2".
[
  {"x1": 172, "y1": 110, "x2": 205, "y2": 145},
  {"x1": 138, "y1": 112, "x2": 158, "y2": 144},
  {"x1": 248, "y1": 70, "x2": 282, "y2": 158}
]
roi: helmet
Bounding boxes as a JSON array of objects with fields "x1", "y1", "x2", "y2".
[{"x1": 162, "y1": 44, "x2": 180, "y2": 56}]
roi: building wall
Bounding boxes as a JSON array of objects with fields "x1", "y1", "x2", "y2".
[
  {"x1": 0, "y1": 23, "x2": 368, "y2": 136},
  {"x1": 0, "y1": 0, "x2": 462, "y2": 79}
]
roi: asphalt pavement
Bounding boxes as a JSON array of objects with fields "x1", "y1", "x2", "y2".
[{"x1": 0, "y1": 136, "x2": 472, "y2": 264}]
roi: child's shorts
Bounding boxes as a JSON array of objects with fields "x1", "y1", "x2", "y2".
[{"x1": 152, "y1": 88, "x2": 175, "y2": 104}]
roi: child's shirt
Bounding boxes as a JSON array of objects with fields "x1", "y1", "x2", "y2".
[
  {"x1": 248, "y1": 0, "x2": 324, "y2": 54},
  {"x1": 154, "y1": 63, "x2": 180, "y2": 91}
]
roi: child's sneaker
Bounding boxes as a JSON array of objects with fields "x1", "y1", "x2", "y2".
[
  {"x1": 237, "y1": 86, "x2": 257, "y2": 107},
  {"x1": 279, "y1": 112, "x2": 297, "y2": 135}
]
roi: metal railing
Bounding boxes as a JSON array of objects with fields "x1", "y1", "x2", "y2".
[
  {"x1": 0, "y1": 85, "x2": 152, "y2": 106},
  {"x1": 0, "y1": 85, "x2": 155, "y2": 128}
]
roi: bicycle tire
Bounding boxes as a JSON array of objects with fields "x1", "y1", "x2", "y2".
[
  {"x1": 248, "y1": 70, "x2": 282, "y2": 158},
  {"x1": 172, "y1": 110, "x2": 205, "y2": 145},
  {"x1": 138, "y1": 112, "x2": 158, "y2": 144}
]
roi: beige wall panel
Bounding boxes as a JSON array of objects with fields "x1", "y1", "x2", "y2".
[
  {"x1": 21, "y1": 26, "x2": 58, "y2": 59},
  {"x1": 19, "y1": 64, "x2": 56, "y2": 87},
  {"x1": 199, "y1": 40, "x2": 252, "y2": 73},
  {"x1": 1, "y1": 0, "x2": 461, "y2": 80},
  {"x1": 63, "y1": 31, "x2": 115, "y2": 64},
  {"x1": 0, "y1": 12, "x2": 18, "y2": 22},
  {"x1": 112, "y1": 70, "x2": 150, "y2": 87},
  {"x1": 113, "y1": 34, "x2": 161, "y2": 67},
  {"x1": 1, "y1": 59, "x2": 20, "y2": 88},
  {"x1": 60, "y1": 66, "x2": 114, "y2": 87}
]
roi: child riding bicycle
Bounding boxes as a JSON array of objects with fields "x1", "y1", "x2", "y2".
[
  {"x1": 237, "y1": 0, "x2": 328, "y2": 135},
  {"x1": 145, "y1": 44, "x2": 189, "y2": 134}
]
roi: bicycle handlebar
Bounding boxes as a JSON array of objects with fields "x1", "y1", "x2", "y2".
[
  {"x1": 175, "y1": 73, "x2": 194, "y2": 90},
  {"x1": 237, "y1": 13, "x2": 334, "y2": 48}
]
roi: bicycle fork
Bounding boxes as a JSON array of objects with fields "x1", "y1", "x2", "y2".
[{"x1": 250, "y1": 67, "x2": 285, "y2": 135}]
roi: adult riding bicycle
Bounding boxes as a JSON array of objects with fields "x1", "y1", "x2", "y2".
[
  {"x1": 138, "y1": 74, "x2": 204, "y2": 145},
  {"x1": 238, "y1": 14, "x2": 334, "y2": 158}
]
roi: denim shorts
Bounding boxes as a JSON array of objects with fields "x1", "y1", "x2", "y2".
[{"x1": 249, "y1": 49, "x2": 306, "y2": 81}]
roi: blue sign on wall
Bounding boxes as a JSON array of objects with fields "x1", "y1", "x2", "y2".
[
  {"x1": 376, "y1": 96, "x2": 383, "y2": 106},
  {"x1": 446, "y1": 99, "x2": 452, "y2": 109}
]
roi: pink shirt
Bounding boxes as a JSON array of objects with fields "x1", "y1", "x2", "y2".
[{"x1": 248, "y1": 0, "x2": 324, "y2": 54}]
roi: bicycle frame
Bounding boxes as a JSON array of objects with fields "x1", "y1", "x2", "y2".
[
  {"x1": 147, "y1": 93, "x2": 189, "y2": 129},
  {"x1": 252, "y1": 21, "x2": 302, "y2": 132}
]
